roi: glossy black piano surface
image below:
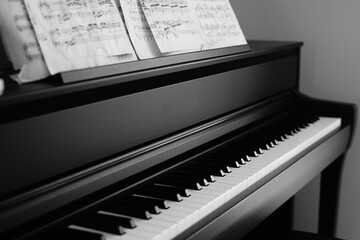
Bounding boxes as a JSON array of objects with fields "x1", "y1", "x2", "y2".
[{"x1": 0, "y1": 41, "x2": 356, "y2": 240}]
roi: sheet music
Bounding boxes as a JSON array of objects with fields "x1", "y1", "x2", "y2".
[
  {"x1": 118, "y1": 0, "x2": 162, "y2": 59},
  {"x1": 24, "y1": 0, "x2": 137, "y2": 75},
  {"x1": 0, "y1": 0, "x2": 50, "y2": 83},
  {"x1": 140, "y1": 0, "x2": 203, "y2": 54},
  {"x1": 192, "y1": 0, "x2": 247, "y2": 50}
]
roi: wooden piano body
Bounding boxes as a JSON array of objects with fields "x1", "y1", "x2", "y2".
[{"x1": 0, "y1": 41, "x2": 356, "y2": 239}]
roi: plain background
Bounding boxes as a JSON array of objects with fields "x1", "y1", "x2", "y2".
[{"x1": 230, "y1": 1, "x2": 360, "y2": 239}]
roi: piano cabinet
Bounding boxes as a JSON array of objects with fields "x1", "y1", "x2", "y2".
[{"x1": 0, "y1": 41, "x2": 356, "y2": 240}]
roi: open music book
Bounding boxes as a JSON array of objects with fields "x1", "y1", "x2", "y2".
[{"x1": 0, "y1": 0, "x2": 247, "y2": 83}]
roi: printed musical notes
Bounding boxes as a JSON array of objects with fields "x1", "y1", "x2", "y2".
[
  {"x1": 192, "y1": 0, "x2": 247, "y2": 50},
  {"x1": 24, "y1": 0, "x2": 137, "y2": 75},
  {"x1": 0, "y1": 0, "x2": 50, "y2": 83},
  {"x1": 140, "y1": 0, "x2": 203, "y2": 54},
  {"x1": 119, "y1": 0, "x2": 162, "y2": 59},
  {"x1": 0, "y1": 0, "x2": 247, "y2": 83}
]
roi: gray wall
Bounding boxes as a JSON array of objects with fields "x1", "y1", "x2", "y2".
[{"x1": 230, "y1": 0, "x2": 360, "y2": 239}]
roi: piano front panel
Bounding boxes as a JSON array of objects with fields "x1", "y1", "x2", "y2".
[{"x1": 0, "y1": 54, "x2": 297, "y2": 200}]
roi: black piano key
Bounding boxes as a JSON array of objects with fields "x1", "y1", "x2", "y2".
[
  {"x1": 153, "y1": 184, "x2": 191, "y2": 197},
  {"x1": 202, "y1": 162, "x2": 231, "y2": 173},
  {"x1": 302, "y1": 119, "x2": 312, "y2": 126},
  {"x1": 192, "y1": 158, "x2": 232, "y2": 172},
  {"x1": 264, "y1": 144, "x2": 271, "y2": 150},
  {"x1": 176, "y1": 168, "x2": 216, "y2": 183},
  {"x1": 256, "y1": 141, "x2": 273, "y2": 151},
  {"x1": 101, "y1": 203, "x2": 152, "y2": 220},
  {"x1": 195, "y1": 156, "x2": 240, "y2": 168},
  {"x1": 168, "y1": 171, "x2": 210, "y2": 186},
  {"x1": 223, "y1": 160, "x2": 241, "y2": 168},
  {"x1": 112, "y1": 197, "x2": 161, "y2": 214},
  {"x1": 224, "y1": 144, "x2": 260, "y2": 157},
  {"x1": 97, "y1": 212, "x2": 136, "y2": 229},
  {"x1": 206, "y1": 158, "x2": 241, "y2": 168},
  {"x1": 308, "y1": 116, "x2": 320, "y2": 123},
  {"x1": 132, "y1": 186, "x2": 183, "y2": 202},
  {"x1": 148, "y1": 183, "x2": 190, "y2": 197},
  {"x1": 154, "y1": 176, "x2": 202, "y2": 190},
  {"x1": 200, "y1": 151, "x2": 245, "y2": 166},
  {"x1": 288, "y1": 130, "x2": 296, "y2": 136},
  {"x1": 41, "y1": 228, "x2": 104, "y2": 240},
  {"x1": 127, "y1": 194, "x2": 170, "y2": 209},
  {"x1": 72, "y1": 214, "x2": 126, "y2": 235},
  {"x1": 307, "y1": 118, "x2": 315, "y2": 123},
  {"x1": 217, "y1": 154, "x2": 243, "y2": 167},
  {"x1": 241, "y1": 155, "x2": 251, "y2": 162},
  {"x1": 268, "y1": 121, "x2": 293, "y2": 136},
  {"x1": 182, "y1": 164, "x2": 226, "y2": 177},
  {"x1": 249, "y1": 148, "x2": 264, "y2": 157},
  {"x1": 238, "y1": 157, "x2": 247, "y2": 164}
]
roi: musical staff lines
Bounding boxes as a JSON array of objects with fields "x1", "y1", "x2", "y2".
[
  {"x1": 140, "y1": 0, "x2": 203, "y2": 53},
  {"x1": 24, "y1": 0, "x2": 137, "y2": 74},
  {"x1": 119, "y1": 0, "x2": 162, "y2": 59},
  {"x1": 192, "y1": 0, "x2": 247, "y2": 50}
]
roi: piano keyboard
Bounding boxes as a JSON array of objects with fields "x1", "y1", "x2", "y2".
[{"x1": 45, "y1": 116, "x2": 341, "y2": 240}]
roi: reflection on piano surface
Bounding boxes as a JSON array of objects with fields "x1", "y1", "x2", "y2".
[{"x1": 0, "y1": 41, "x2": 357, "y2": 240}]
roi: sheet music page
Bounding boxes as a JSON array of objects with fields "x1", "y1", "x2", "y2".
[
  {"x1": 192, "y1": 0, "x2": 247, "y2": 50},
  {"x1": 0, "y1": 0, "x2": 50, "y2": 83},
  {"x1": 140, "y1": 0, "x2": 203, "y2": 54},
  {"x1": 118, "y1": 0, "x2": 162, "y2": 59},
  {"x1": 24, "y1": 0, "x2": 137, "y2": 75}
]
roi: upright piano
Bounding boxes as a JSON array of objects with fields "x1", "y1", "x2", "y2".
[{"x1": 0, "y1": 40, "x2": 356, "y2": 240}]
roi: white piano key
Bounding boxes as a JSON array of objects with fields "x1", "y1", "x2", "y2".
[
  {"x1": 172, "y1": 202, "x2": 200, "y2": 221},
  {"x1": 69, "y1": 225, "x2": 145, "y2": 240},
  {"x1": 146, "y1": 216, "x2": 179, "y2": 239},
  {"x1": 137, "y1": 214, "x2": 181, "y2": 240},
  {"x1": 186, "y1": 190, "x2": 218, "y2": 218},
  {"x1": 185, "y1": 191, "x2": 214, "y2": 203},
  {"x1": 204, "y1": 183, "x2": 234, "y2": 202},
  {"x1": 131, "y1": 219, "x2": 164, "y2": 234},
  {"x1": 177, "y1": 198, "x2": 205, "y2": 209}
]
